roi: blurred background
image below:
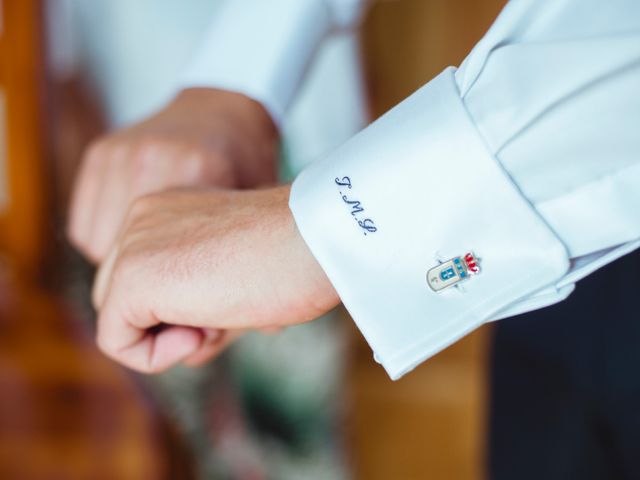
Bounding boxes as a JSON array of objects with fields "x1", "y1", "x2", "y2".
[{"x1": 0, "y1": 0, "x2": 507, "y2": 478}]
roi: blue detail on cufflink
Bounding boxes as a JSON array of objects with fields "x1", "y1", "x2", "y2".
[
  {"x1": 440, "y1": 267, "x2": 457, "y2": 281},
  {"x1": 427, "y1": 252, "x2": 481, "y2": 293}
]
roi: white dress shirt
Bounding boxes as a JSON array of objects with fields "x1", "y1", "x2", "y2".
[{"x1": 183, "y1": 0, "x2": 640, "y2": 379}]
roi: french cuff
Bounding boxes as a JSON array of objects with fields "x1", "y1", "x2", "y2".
[
  {"x1": 179, "y1": 0, "x2": 332, "y2": 127},
  {"x1": 289, "y1": 68, "x2": 570, "y2": 380},
  {"x1": 492, "y1": 239, "x2": 640, "y2": 321}
]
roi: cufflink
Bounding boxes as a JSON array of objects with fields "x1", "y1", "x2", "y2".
[{"x1": 427, "y1": 252, "x2": 480, "y2": 293}]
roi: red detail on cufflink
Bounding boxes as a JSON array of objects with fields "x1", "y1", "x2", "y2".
[{"x1": 464, "y1": 252, "x2": 480, "y2": 273}]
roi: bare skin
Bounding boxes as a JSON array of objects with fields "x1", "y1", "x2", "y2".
[
  {"x1": 68, "y1": 88, "x2": 288, "y2": 368},
  {"x1": 68, "y1": 88, "x2": 279, "y2": 263},
  {"x1": 92, "y1": 186, "x2": 339, "y2": 373}
]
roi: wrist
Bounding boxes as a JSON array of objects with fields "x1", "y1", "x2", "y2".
[{"x1": 274, "y1": 185, "x2": 341, "y2": 323}]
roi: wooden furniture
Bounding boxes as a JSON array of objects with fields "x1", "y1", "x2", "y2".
[
  {"x1": 0, "y1": 0, "x2": 47, "y2": 279},
  {"x1": 0, "y1": 2, "x2": 193, "y2": 478}
]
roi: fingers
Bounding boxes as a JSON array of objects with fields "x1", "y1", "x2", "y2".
[
  {"x1": 96, "y1": 290, "x2": 239, "y2": 373},
  {"x1": 68, "y1": 142, "x2": 110, "y2": 262},
  {"x1": 94, "y1": 249, "x2": 231, "y2": 373},
  {"x1": 96, "y1": 281, "x2": 206, "y2": 373},
  {"x1": 86, "y1": 149, "x2": 132, "y2": 262},
  {"x1": 101, "y1": 323, "x2": 205, "y2": 373},
  {"x1": 92, "y1": 243, "x2": 119, "y2": 310},
  {"x1": 147, "y1": 326, "x2": 205, "y2": 372},
  {"x1": 69, "y1": 140, "x2": 139, "y2": 263},
  {"x1": 181, "y1": 329, "x2": 244, "y2": 367},
  {"x1": 69, "y1": 139, "x2": 208, "y2": 263}
]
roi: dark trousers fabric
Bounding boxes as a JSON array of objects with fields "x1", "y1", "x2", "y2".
[{"x1": 489, "y1": 248, "x2": 640, "y2": 480}]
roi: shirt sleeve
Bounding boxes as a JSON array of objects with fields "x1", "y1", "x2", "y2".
[
  {"x1": 289, "y1": 0, "x2": 640, "y2": 379},
  {"x1": 180, "y1": 0, "x2": 366, "y2": 125}
]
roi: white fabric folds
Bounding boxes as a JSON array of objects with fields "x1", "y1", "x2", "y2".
[{"x1": 290, "y1": 69, "x2": 570, "y2": 379}]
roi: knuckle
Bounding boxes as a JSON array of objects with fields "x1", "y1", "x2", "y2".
[
  {"x1": 66, "y1": 223, "x2": 85, "y2": 248},
  {"x1": 68, "y1": 230, "x2": 101, "y2": 263},
  {"x1": 129, "y1": 139, "x2": 175, "y2": 189},
  {"x1": 83, "y1": 244, "x2": 104, "y2": 264},
  {"x1": 132, "y1": 138, "x2": 215, "y2": 183},
  {"x1": 183, "y1": 147, "x2": 210, "y2": 167},
  {"x1": 182, "y1": 148, "x2": 222, "y2": 183},
  {"x1": 111, "y1": 254, "x2": 140, "y2": 286},
  {"x1": 83, "y1": 138, "x2": 110, "y2": 166},
  {"x1": 128, "y1": 194, "x2": 155, "y2": 220},
  {"x1": 131, "y1": 137, "x2": 164, "y2": 169}
]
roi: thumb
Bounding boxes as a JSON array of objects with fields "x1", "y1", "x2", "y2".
[
  {"x1": 98, "y1": 321, "x2": 204, "y2": 374},
  {"x1": 142, "y1": 326, "x2": 204, "y2": 373}
]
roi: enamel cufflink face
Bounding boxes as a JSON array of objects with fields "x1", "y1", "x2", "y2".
[{"x1": 427, "y1": 252, "x2": 480, "y2": 293}]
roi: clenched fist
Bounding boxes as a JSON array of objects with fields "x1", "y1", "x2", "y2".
[
  {"x1": 68, "y1": 88, "x2": 278, "y2": 262},
  {"x1": 92, "y1": 186, "x2": 339, "y2": 373}
]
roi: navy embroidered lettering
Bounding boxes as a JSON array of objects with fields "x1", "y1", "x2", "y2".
[{"x1": 335, "y1": 176, "x2": 377, "y2": 236}]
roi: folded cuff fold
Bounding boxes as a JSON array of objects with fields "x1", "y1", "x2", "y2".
[{"x1": 290, "y1": 68, "x2": 570, "y2": 379}]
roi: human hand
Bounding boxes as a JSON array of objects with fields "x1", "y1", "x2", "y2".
[
  {"x1": 68, "y1": 88, "x2": 279, "y2": 263},
  {"x1": 91, "y1": 185, "x2": 339, "y2": 373}
]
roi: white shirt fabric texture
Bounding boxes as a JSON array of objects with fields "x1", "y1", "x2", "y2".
[{"x1": 182, "y1": 0, "x2": 640, "y2": 380}]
